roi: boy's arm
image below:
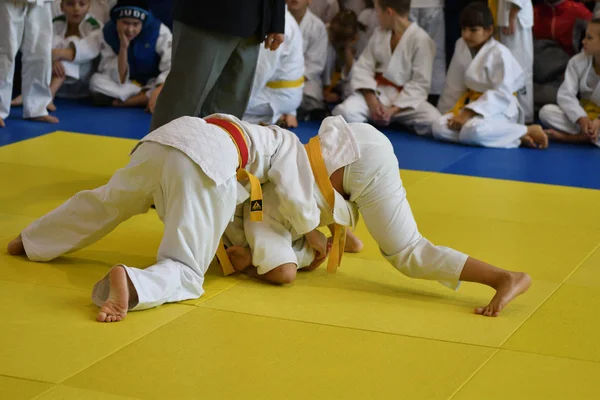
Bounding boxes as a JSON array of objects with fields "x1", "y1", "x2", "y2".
[
  {"x1": 264, "y1": 127, "x2": 321, "y2": 236},
  {"x1": 391, "y1": 36, "x2": 434, "y2": 110},
  {"x1": 304, "y1": 22, "x2": 328, "y2": 83},
  {"x1": 69, "y1": 29, "x2": 103, "y2": 64},
  {"x1": 437, "y1": 40, "x2": 468, "y2": 113},
  {"x1": 350, "y1": 32, "x2": 379, "y2": 94},
  {"x1": 154, "y1": 24, "x2": 173, "y2": 86},
  {"x1": 557, "y1": 56, "x2": 588, "y2": 125}
]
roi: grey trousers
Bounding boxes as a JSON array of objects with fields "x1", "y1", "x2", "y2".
[{"x1": 150, "y1": 21, "x2": 260, "y2": 130}]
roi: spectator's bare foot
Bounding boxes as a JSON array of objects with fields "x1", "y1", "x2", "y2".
[
  {"x1": 11, "y1": 95, "x2": 23, "y2": 107},
  {"x1": 475, "y1": 272, "x2": 531, "y2": 317},
  {"x1": 545, "y1": 128, "x2": 591, "y2": 143},
  {"x1": 47, "y1": 102, "x2": 57, "y2": 112},
  {"x1": 520, "y1": 125, "x2": 548, "y2": 149},
  {"x1": 7, "y1": 234, "x2": 25, "y2": 256},
  {"x1": 96, "y1": 266, "x2": 131, "y2": 323},
  {"x1": 226, "y1": 246, "x2": 253, "y2": 272},
  {"x1": 28, "y1": 115, "x2": 59, "y2": 124},
  {"x1": 0, "y1": 117, "x2": 5, "y2": 128},
  {"x1": 344, "y1": 230, "x2": 363, "y2": 253}
]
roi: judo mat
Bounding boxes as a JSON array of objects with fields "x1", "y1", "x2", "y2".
[{"x1": 1, "y1": 100, "x2": 600, "y2": 399}]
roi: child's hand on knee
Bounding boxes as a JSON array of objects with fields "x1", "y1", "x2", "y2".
[
  {"x1": 589, "y1": 119, "x2": 600, "y2": 141},
  {"x1": 577, "y1": 116, "x2": 591, "y2": 136},
  {"x1": 53, "y1": 61, "x2": 65, "y2": 78},
  {"x1": 449, "y1": 109, "x2": 477, "y2": 131}
]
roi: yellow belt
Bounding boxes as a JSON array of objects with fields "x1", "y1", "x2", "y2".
[
  {"x1": 205, "y1": 117, "x2": 264, "y2": 276},
  {"x1": 580, "y1": 99, "x2": 600, "y2": 120},
  {"x1": 304, "y1": 137, "x2": 346, "y2": 274},
  {"x1": 266, "y1": 77, "x2": 305, "y2": 89},
  {"x1": 451, "y1": 90, "x2": 483, "y2": 116}
]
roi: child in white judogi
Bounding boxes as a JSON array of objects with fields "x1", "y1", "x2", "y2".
[
  {"x1": 52, "y1": 0, "x2": 116, "y2": 23},
  {"x1": 243, "y1": 10, "x2": 305, "y2": 129},
  {"x1": 13, "y1": 0, "x2": 103, "y2": 110},
  {"x1": 490, "y1": 0, "x2": 534, "y2": 123},
  {"x1": 0, "y1": 0, "x2": 58, "y2": 128},
  {"x1": 332, "y1": 0, "x2": 441, "y2": 136},
  {"x1": 227, "y1": 116, "x2": 533, "y2": 317},
  {"x1": 538, "y1": 19, "x2": 600, "y2": 147},
  {"x1": 89, "y1": 0, "x2": 171, "y2": 113},
  {"x1": 288, "y1": 0, "x2": 329, "y2": 120},
  {"x1": 7, "y1": 114, "x2": 326, "y2": 323},
  {"x1": 309, "y1": 0, "x2": 340, "y2": 23},
  {"x1": 433, "y1": 3, "x2": 546, "y2": 149},
  {"x1": 410, "y1": 0, "x2": 446, "y2": 98}
]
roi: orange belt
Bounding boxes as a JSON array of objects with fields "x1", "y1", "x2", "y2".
[
  {"x1": 375, "y1": 73, "x2": 403, "y2": 92},
  {"x1": 205, "y1": 117, "x2": 263, "y2": 276},
  {"x1": 304, "y1": 137, "x2": 346, "y2": 274}
]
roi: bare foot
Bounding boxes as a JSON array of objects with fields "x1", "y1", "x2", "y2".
[
  {"x1": 0, "y1": 117, "x2": 4, "y2": 128},
  {"x1": 7, "y1": 234, "x2": 25, "y2": 256},
  {"x1": 96, "y1": 266, "x2": 130, "y2": 323},
  {"x1": 226, "y1": 246, "x2": 253, "y2": 272},
  {"x1": 282, "y1": 114, "x2": 298, "y2": 128},
  {"x1": 474, "y1": 272, "x2": 532, "y2": 317},
  {"x1": 11, "y1": 95, "x2": 23, "y2": 107},
  {"x1": 344, "y1": 230, "x2": 363, "y2": 253},
  {"x1": 520, "y1": 125, "x2": 548, "y2": 149},
  {"x1": 28, "y1": 115, "x2": 59, "y2": 124},
  {"x1": 47, "y1": 102, "x2": 57, "y2": 112}
]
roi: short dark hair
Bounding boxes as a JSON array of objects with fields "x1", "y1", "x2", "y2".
[
  {"x1": 590, "y1": 17, "x2": 600, "y2": 26},
  {"x1": 460, "y1": 2, "x2": 494, "y2": 30},
  {"x1": 377, "y1": 0, "x2": 411, "y2": 17}
]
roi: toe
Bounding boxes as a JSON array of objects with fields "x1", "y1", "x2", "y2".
[
  {"x1": 474, "y1": 307, "x2": 485, "y2": 315},
  {"x1": 96, "y1": 311, "x2": 107, "y2": 322}
]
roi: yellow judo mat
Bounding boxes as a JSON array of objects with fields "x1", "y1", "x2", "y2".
[{"x1": 2, "y1": 131, "x2": 600, "y2": 399}]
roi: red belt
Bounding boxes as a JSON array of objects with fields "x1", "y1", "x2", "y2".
[{"x1": 375, "y1": 73, "x2": 403, "y2": 92}]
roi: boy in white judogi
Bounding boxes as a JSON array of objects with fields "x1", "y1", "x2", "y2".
[
  {"x1": 490, "y1": 0, "x2": 534, "y2": 123},
  {"x1": 410, "y1": 0, "x2": 446, "y2": 98},
  {"x1": 538, "y1": 19, "x2": 600, "y2": 148},
  {"x1": 288, "y1": 0, "x2": 329, "y2": 120},
  {"x1": 309, "y1": 0, "x2": 340, "y2": 23},
  {"x1": 7, "y1": 114, "x2": 326, "y2": 323},
  {"x1": 13, "y1": 0, "x2": 103, "y2": 109},
  {"x1": 433, "y1": 3, "x2": 546, "y2": 149},
  {"x1": 88, "y1": 0, "x2": 171, "y2": 113},
  {"x1": 52, "y1": 0, "x2": 116, "y2": 23},
  {"x1": 332, "y1": 0, "x2": 441, "y2": 136},
  {"x1": 243, "y1": 10, "x2": 305, "y2": 128},
  {"x1": 0, "y1": 0, "x2": 58, "y2": 128},
  {"x1": 227, "y1": 116, "x2": 533, "y2": 317}
]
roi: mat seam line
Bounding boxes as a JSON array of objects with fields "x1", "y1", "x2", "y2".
[{"x1": 446, "y1": 348, "x2": 500, "y2": 400}]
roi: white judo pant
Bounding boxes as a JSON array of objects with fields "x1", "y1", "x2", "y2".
[
  {"x1": 499, "y1": 21, "x2": 534, "y2": 124},
  {"x1": 243, "y1": 85, "x2": 303, "y2": 125},
  {"x1": 539, "y1": 104, "x2": 600, "y2": 148},
  {"x1": 410, "y1": 6, "x2": 446, "y2": 96},
  {"x1": 0, "y1": 1, "x2": 52, "y2": 119},
  {"x1": 89, "y1": 73, "x2": 159, "y2": 102},
  {"x1": 432, "y1": 113, "x2": 527, "y2": 149},
  {"x1": 242, "y1": 183, "x2": 315, "y2": 275},
  {"x1": 20, "y1": 142, "x2": 237, "y2": 310},
  {"x1": 345, "y1": 127, "x2": 468, "y2": 289},
  {"x1": 332, "y1": 88, "x2": 441, "y2": 136}
]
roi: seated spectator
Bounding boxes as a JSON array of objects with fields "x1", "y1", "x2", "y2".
[{"x1": 533, "y1": 0, "x2": 592, "y2": 55}]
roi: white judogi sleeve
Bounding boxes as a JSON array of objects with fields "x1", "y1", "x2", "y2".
[
  {"x1": 301, "y1": 11, "x2": 328, "y2": 86},
  {"x1": 154, "y1": 24, "x2": 172, "y2": 85},
  {"x1": 351, "y1": 33, "x2": 379, "y2": 92},
  {"x1": 497, "y1": 0, "x2": 534, "y2": 28},
  {"x1": 437, "y1": 39, "x2": 468, "y2": 114},
  {"x1": 72, "y1": 28, "x2": 103, "y2": 63},
  {"x1": 237, "y1": 121, "x2": 321, "y2": 235},
  {"x1": 309, "y1": 0, "x2": 339, "y2": 23},
  {"x1": 557, "y1": 53, "x2": 589, "y2": 124},
  {"x1": 464, "y1": 42, "x2": 524, "y2": 119},
  {"x1": 97, "y1": 35, "x2": 123, "y2": 83},
  {"x1": 390, "y1": 28, "x2": 435, "y2": 109}
]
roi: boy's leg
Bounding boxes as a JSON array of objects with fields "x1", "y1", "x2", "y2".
[
  {"x1": 114, "y1": 91, "x2": 149, "y2": 108},
  {"x1": 393, "y1": 101, "x2": 442, "y2": 136},
  {"x1": 89, "y1": 73, "x2": 141, "y2": 103},
  {"x1": 14, "y1": 142, "x2": 162, "y2": 262},
  {"x1": 20, "y1": 2, "x2": 55, "y2": 121},
  {"x1": 331, "y1": 92, "x2": 371, "y2": 123},
  {"x1": 93, "y1": 147, "x2": 238, "y2": 319},
  {"x1": 459, "y1": 116, "x2": 547, "y2": 149},
  {"x1": 0, "y1": 1, "x2": 26, "y2": 122},
  {"x1": 538, "y1": 104, "x2": 591, "y2": 143}
]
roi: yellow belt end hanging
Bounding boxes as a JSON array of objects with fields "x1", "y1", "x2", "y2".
[
  {"x1": 216, "y1": 238, "x2": 236, "y2": 276},
  {"x1": 237, "y1": 169, "x2": 263, "y2": 222},
  {"x1": 327, "y1": 224, "x2": 347, "y2": 274}
]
